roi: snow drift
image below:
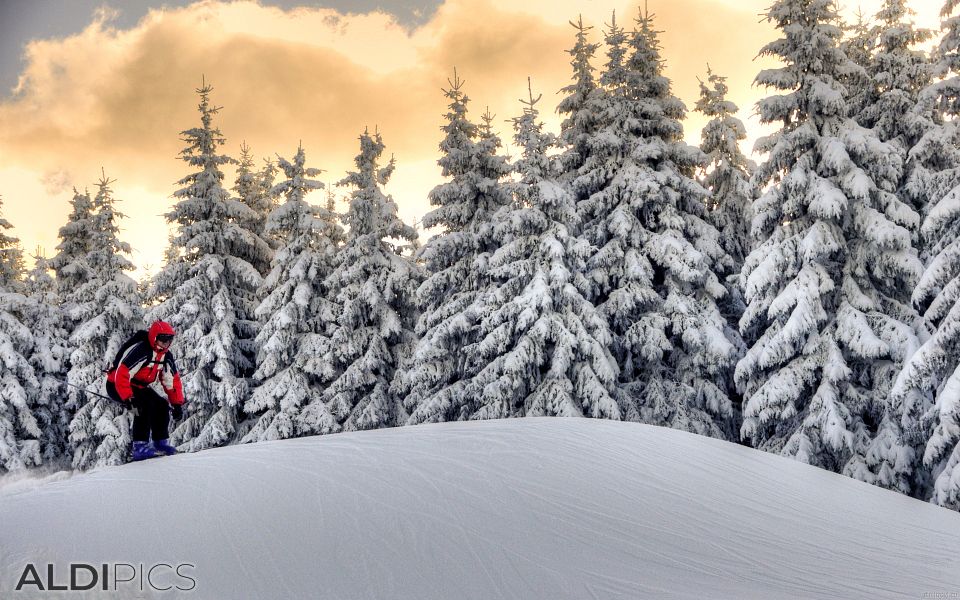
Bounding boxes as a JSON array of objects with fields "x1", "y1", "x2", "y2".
[{"x1": 1, "y1": 418, "x2": 959, "y2": 599}]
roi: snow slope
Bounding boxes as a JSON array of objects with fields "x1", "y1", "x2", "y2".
[{"x1": 1, "y1": 418, "x2": 959, "y2": 599}]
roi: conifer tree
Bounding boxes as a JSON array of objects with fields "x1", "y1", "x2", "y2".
[
  {"x1": 739, "y1": 0, "x2": 921, "y2": 488},
  {"x1": 51, "y1": 189, "x2": 96, "y2": 300},
  {"x1": 49, "y1": 188, "x2": 97, "y2": 459},
  {"x1": 845, "y1": 0, "x2": 935, "y2": 495},
  {"x1": 859, "y1": 0, "x2": 933, "y2": 222},
  {"x1": 694, "y1": 67, "x2": 752, "y2": 416},
  {"x1": 0, "y1": 300, "x2": 39, "y2": 473},
  {"x1": 578, "y1": 10, "x2": 739, "y2": 437},
  {"x1": 256, "y1": 158, "x2": 283, "y2": 250},
  {"x1": 0, "y1": 202, "x2": 39, "y2": 473},
  {"x1": 695, "y1": 67, "x2": 754, "y2": 269},
  {"x1": 570, "y1": 13, "x2": 626, "y2": 236},
  {"x1": 0, "y1": 197, "x2": 24, "y2": 293},
  {"x1": 400, "y1": 72, "x2": 512, "y2": 424},
  {"x1": 465, "y1": 81, "x2": 619, "y2": 420},
  {"x1": 233, "y1": 142, "x2": 275, "y2": 277},
  {"x1": 66, "y1": 172, "x2": 142, "y2": 469},
  {"x1": 307, "y1": 129, "x2": 419, "y2": 432},
  {"x1": 243, "y1": 145, "x2": 345, "y2": 442},
  {"x1": 148, "y1": 81, "x2": 268, "y2": 451},
  {"x1": 892, "y1": 0, "x2": 960, "y2": 509},
  {"x1": 557, "y1": 16, "x2": 601, "y2": 193},
  {"x1": 839, "y1": 10, "x2": 876, "y2": 121},
  {"x1": 23, "y1": 254, "x2": 70, "y2": 465}
]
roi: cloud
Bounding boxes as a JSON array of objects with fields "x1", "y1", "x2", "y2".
[
  {"x1": 92, "y1": 4, "x2": 122, "y2": 26},
  {"x1": 41, "y1": 168, "x2": 72, "y2": 195},
  {"x1": 0, "y1": 0, "x2": 939, "y2": 274},
  {"x1": 0, "y1": 0, "x2": 775, "y2": 183}
]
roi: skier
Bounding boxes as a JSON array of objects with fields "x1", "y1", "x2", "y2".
[{"x1": 106, "y1": 320, "x2": 186, "y2": 460}]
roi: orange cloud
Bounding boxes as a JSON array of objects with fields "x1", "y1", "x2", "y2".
[{"x1": 0, "y1": 0, "x2": 940, "y2": 275}]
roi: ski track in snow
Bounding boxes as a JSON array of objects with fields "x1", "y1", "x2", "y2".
[{"x1": 1, "y1": 417, "x2": 959, "y2": 599}]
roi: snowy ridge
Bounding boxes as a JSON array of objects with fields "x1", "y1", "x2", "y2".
[{"x1": 1, "y1": 418, "x2": 958, "y2": 599}]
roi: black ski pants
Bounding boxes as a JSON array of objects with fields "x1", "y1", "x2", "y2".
[{"x1": 107, "y1": 383, "x2": 170, "y2": 442}]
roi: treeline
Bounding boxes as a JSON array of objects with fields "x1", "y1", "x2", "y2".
[{"x1": 1, "y1": 0, "x2": 959, "y2": 512}]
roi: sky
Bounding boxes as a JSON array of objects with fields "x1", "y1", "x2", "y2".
[{"x1": 0, "y1": 0, "x2": 943, "y2": 277}]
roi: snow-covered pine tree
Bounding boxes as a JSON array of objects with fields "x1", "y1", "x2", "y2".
[
  {"x1": 0, "y1": 197, "x2": 24, "y2": 294},
  {"x1": 570, "y1": 13, "x2": 627, "y2": 240},
  {"x1": 892, "y1": 0, "x2": 960, "y2": 509},
  {"x1": 464, "y1": 80, "x2": 619, "y2": 420},
  {"x1": 695, "y1": 67, "x2": 753, "y2": 269},
  {"x1": 861, "y1": 1, "x2": 933, "y2": 138},
  {"x1": 0, "y1": 295, "x2": 40, "y2": 474},
  {"x1": 23, "y1": 254, "x2": 70, "y2": 465},
  {"x1": 49, "y1": 188, "x2": 97, "y2": 457},
  {"x1": 578, "y1": 10, "x2": 739, "y2": 438},
  {"x1": 51, "y1": 189, "x2": 96, "y2": 300},
  {"x1": 242, "y1": 145, "x2": 345, "y2": 442},
  {"x1": 859, "y1": 0, "x2": 933, "y2": 224},
  {"x1": 557, "y1": 15, "x2": 601, "y2": 197},
  {"x1": 309, "y1": 129, "x2": 419, "y2": 432},
  {"x1": 256, "y1": 157, "x2": 283, "y2": 251},
  {"x1": 839, "y1": 9, "x2": 877, "y2": 121},
  {"x1": 847, "y1": 0, "x2": 936, "y2": 496},
  {"x1": 694, "y1": 67, "x2": 752, "y2": 419},
  {"x1": 233, "y1": 142, "x2": 275, "y2": 277},
  {"x1": 908, "y1": 0, "x2": 960, "y2": 244},
  {"x1": 0, "y1": 200, "x2": 40, "y2": 473},
  {"x1": 739, "y1": 0, "x2": 922, "y2": 490},
  {"x1": 66, "y1": 172, "x2": 142, "y2": 469},
  {"x1": 148, "y1": 81, "x2": 268, "y2": 451},
  {"x1": 400, "y1": 71, "x2": 513, "y2": 424}
]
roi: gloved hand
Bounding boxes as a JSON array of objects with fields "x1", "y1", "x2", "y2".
[{"x1": 171, "y1": 404, "x2": 183, "y2": 421}]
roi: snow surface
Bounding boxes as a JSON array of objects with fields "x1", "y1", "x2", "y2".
[{"x1": 1, "y1": 417, "x2": 959, "y2": 599}]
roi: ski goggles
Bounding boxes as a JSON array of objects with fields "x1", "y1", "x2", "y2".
[{"x1": 155, "y1": 333, "x2": 175, "y2": 344}]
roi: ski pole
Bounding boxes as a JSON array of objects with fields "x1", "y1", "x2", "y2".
[
  {"x1": 61, "y1": 380, "x2": 138, "y2": 415},
  {"x1": 102, "y1": 367, "x2": 194, "y2": 378}
]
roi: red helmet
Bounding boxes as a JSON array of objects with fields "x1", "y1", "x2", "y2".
[{"x1": 148, "y1": 320, "x2": 176, "y2": 350}]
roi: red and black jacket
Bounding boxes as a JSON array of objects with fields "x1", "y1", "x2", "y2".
[{"x1": 106, "y1": 324, "x2": 185, "y2": 405}]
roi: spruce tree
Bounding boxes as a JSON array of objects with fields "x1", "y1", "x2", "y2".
[
  {"x1": 400, "y1": 72, "x2": 513, "y2": 424},
  {"x1": 850, "y1": 0, "x2": 936, "y2": 496},
  {"x1": 23, "y1": 254, "x2": 70, "y2": 465},
  {"x1": 51, "y1": 189, "x2": 96, "y2": 300},
  {"x1": 256, "y1": 158, "x2": 283, "y2": 250},
  {"x1": 739, "y1": 0, "x2": 922, "y2": 489},
  {"x1": 243, "y1": 145, "x2": 345, "y2": 442},
  {"x1": 148, "y1": 81, "x2": 268, "y2": 451},
  {"x1": 695, "y1": 68, "x2": 753, "y2": 268},
  {"x1": 465, "y1": 81, "x2": 619, "y2": 420},
  {"x1": 66, "y1": 172, "x2": 142, "y2": 469},
  {"x1": 839, "y1": 10, "x2": 876, "y2": 121},
  {"x1": 307, "y1": 129, "x2": 419, "y2": 432},
  {"x1": 0, "y1": 299, "x2": 40, "y2": 474},
  {"x1": 557, "y1": 16, "x2": 601, "y2": 194},
  {"x1": 49, "y1": 188, "x2": 97, "y2": 460},
  {"x1": 0, "y1": 197, "x2": 24, "y2": 293},
  {"x1": 578, "y1": 10, "x2": 739, "y2": 437},
  {"x1": 570, "y1": 13, "x2": 627, "y2": 238},
  {"x1": 694, "y1": 67, "x2": 752, "y2": 421},
  {"x1": 233, "y1": 142, "x2": 275, "y2": 278},
  {"x1": 0, "y1": 202, "x2": 39, "y2": 473},
  {"x1": 860, "y1": 0, "x2": 934, "y2": 222},
  {"x1": 892, "y1": 0, "x2": 960, "y2": 509}
]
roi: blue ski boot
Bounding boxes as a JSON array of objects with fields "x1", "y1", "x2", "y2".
[
  {"x1": 153, "y1": 439, "x2": 178, "y2": 456},
  {"x1": 131, "y1": 440, "x2": 158, "y2": 461}
]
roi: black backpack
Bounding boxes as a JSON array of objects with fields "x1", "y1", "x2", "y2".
[{"x1": 109, "y1": 330, "x2": 150, "y2": 371}]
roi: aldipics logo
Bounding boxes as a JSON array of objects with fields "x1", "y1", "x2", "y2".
[{"x1": 13, "y1": 562, "x2": 196, "y2": 593}]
